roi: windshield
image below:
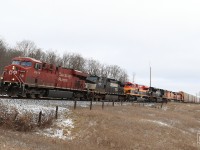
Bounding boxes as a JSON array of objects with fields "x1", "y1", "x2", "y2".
[
  {"x1": 12, "y1": 60, "x2": 32, "y2": 67},
  {"x1": 87, "y1": 76, "x2": 98, "y2": 83},
  {"x1": 12, "y1": 60, "x2": 20, "y2": 65},
  {"x1": 21, "y1": 61, "x2": 32, "y2": 67}
]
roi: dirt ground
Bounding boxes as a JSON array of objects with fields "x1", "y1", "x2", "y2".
[{"x1": 1, "y1": 102, "x2": 200, "y2": 150}]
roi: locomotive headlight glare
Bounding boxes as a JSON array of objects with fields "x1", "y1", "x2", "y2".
[
  {"x1": 0, "y1": 77, "x2": 3, "y2": 80},
  {"x1": 12, "y1": 66, "x2": 15, "y2": 70},
  {"x1": 12, "y1": 78, "x2": 15, "y2": 81}
]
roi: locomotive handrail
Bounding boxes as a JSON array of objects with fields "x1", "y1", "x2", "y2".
[{"x1": 14, "y1": 74, "x2": 24, "y2": 84}]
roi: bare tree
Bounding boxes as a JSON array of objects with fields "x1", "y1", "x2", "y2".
[
  {"x1": 109, "y1": 65, "x2": 121, "y2": 79},
  {"x1": 28, "y1": 48, "x2": 46, "y2": 61},
  {"x1": 61, "y1": 53, "x2": 85, "y2": 71},
  {"x1": 62, "y1": 53, "x2": 71, "y2": 68},
  {"x1": 0, "y1": 38, "x2": 130, "y2": 82},
  {"x1": 0, "y1": 39, "x2": 8, "y2": 74},
  {"x1": 70, "y1": 53, "x2": 85, "y2": 71},
  {"x1": 85, "y1": 58, "x2": 101, "y2": 75},
  {"x1": 55, "y1": 56, "x2": 63, "y2": 67},
  {"x1": 100, "y1": 64, "x2": 111, "y2": 78},
  {"x1": 15, "y1": 40, "x2": 37, "y2": 57},
  {"x1": 118, "y1": 69, "x2": 129, "y2": 83},
  {"x1": 45, "y1": 50, "x2": 57, "y2": 64}
]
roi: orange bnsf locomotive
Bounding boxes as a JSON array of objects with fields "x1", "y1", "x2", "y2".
[{"x1": 124, "y1": 82, "x2": 166, "y2": 102}]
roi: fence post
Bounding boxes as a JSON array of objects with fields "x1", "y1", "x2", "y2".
[
  {"x1": 90, "y1": 100, "x2": 92, "y2": 110},
  {"x1": 90, "y1": 97, "x2": 93, "y2": 110},
  {"x1": 102, "y1": 101, "x2": 104, "y2": 110},
  {"x1": 74, "y1": 99, "x2": 77, "y2": 110},
  {"x1": 112, "y1": 99, "x2": 115, "y2": 107},
  {"x1": 55, "y1": 106, "x2": 58, "y2": 119},
  {"x1": 38, "y1": 111, "x2": 42, "y2": 126},
  {"x1": 161, "y1": 102, "x2": 163, "y2": 109}
]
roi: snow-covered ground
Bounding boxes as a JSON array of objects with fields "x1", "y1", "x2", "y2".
[
  {"x1": 141, "y1": 119, "x2": 172, "y2": 127},
  {"x1": 0, "y1": 98, "x2": 80, "y2": 139},
  {"x1": 0, "y1": 98, "x2": 130, "y2": 140},
  {"x1": 0, "y1": 98, "x2": 164, "y2": 140}
]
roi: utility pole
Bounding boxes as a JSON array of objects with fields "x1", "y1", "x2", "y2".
[
  {"x1": 150, "y1": 66, "x2": 151, "y2": 87},
  {"x1": 199, "y1": 92, "x2": 200, "y2": 103},
  {"x1": 196, "y1": 93, "x2": 198, "y2": 103},
  {"x1": 132, "y1": 72, "x2": 136, "y2": 83}
]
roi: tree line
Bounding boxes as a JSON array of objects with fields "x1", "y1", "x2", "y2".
[{"x1": 0, "y1": 39, "x2": 128, "y2": 83}]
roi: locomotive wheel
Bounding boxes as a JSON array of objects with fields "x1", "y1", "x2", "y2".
[
  {"x1": 17, "y1": 95, "x2": 23, "y2": 98},
  {"x1": 35, "y1": 94, "x2": 41, "y2": 99},
  {"x1": 26, "y1": 93, "x2": 35, "y2": 99}
]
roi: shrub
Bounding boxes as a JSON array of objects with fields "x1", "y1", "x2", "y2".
[{"x1": 0, "y1": 103, "x2": 54, "y2": 132}]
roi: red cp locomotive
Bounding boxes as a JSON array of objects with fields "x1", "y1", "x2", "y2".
[{"x1": 0, "y1": 57, "x2": 88, "y2": 98}]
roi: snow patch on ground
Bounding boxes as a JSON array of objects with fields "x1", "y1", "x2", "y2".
[
  {"x1": 188, "y1": 128, "x2": 199, "y2": 133},
  {"x1": 144, "y1": 103, "x2": 155, "y2": 107},
  {"x1": 141, "y1": 119, "x2": 172, "y2": 127},
  {"x1": 162, "y1": 106, "x2": 169, "y2": 111},
  {"x1": 0, "y1": 98, "x2": 75, "y2": 140},
  {"x1": 38, "y1": 118, "x2": 75, "y2": 140},
  {"x1": 89, "y1": 120, "x2": 97, "y2": 127}
]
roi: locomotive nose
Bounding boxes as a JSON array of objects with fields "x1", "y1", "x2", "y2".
[{"x1": 3, "y1": 65, "x2": 20, "y2": 83}]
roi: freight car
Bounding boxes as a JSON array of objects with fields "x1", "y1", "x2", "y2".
[{"x1": 178, "y1": 91, "x2": 197, "y2": 103}]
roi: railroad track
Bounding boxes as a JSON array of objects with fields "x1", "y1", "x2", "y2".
[{"x1": 0, "y1": 95, "x2": 163, "y2": 106}]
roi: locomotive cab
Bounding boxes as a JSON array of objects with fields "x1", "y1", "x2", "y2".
[
  {"x1": 1, "y1": 57, "x2": 42, "y2": 97},
  {"x1": 124, "y1": 82, "x2": 139, "y2": 95}
]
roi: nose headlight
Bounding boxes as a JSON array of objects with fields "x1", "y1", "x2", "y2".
[
  {"x1": 0, "y1": 77, "x2": 3, "y2": 80},
  {"x1": 12, "y1": 66, "x2": 15, "y2": 70},
  {"x1": 12, "y1": 78, "x2": 15, "y2": 81}
]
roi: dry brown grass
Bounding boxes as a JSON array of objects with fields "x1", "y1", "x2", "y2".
[
  {"x1": 1, "y1": 102, "x2": 200, "y2": 150},
  {"x1": 0, "y1": 104, "x2": 54, "y2": 132},
  {"x1": 69, "y1": 103, "x2": 200, "y2": 150}
]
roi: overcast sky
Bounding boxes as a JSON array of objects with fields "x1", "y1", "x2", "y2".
[{"x1": 0, "y1": 0, "x2": 200, "y2": 95}]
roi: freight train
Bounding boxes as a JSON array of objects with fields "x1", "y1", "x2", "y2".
[{"x1": 0, "y1": 57, "x2": 197, "y2": 103}]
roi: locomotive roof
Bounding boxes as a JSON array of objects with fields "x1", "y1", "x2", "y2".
[{"x1": 13, "y1": 57, "x2": 42, "y2": 63}]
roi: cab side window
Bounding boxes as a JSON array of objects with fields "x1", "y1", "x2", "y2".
[{"x1": 35, "y1": 63, "x2": 42, "y2": 70}]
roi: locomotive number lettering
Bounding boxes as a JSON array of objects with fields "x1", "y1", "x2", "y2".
[
  {"x1": 34, "y1": 71, "x2": 40, "y2": 75},
  {"x1": 9, "y1": 70, "x2": 17, "y2": 75}
]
